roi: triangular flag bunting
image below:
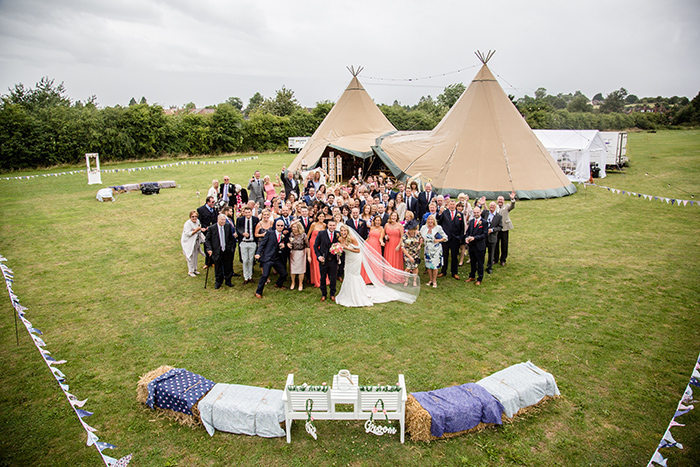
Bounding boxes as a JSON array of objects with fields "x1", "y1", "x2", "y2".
[{"x1": 650, "y1": 450, "x2": 667, "y2": 466}]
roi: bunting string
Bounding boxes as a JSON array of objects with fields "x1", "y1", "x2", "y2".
[
  {"x1": 646, "y1": 351, "x2": 699, "y2": 466},
  {"x1": 592, "y1": 183, "x2": 698, "y2": 207},
  {"x1": 0, "y1": 156, "x2": 259, "y2": 181},
  {"x1": 0, "y1": 254, "x2": 132, "y2": 467}
]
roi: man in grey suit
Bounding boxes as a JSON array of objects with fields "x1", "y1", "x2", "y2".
[
  {"x1": 494, "y1": 192, "x2": 516, "y2": 266},
  {"x1": 482, "y1": 202, "x2": 502, "y2": 274},
  {"x1": 247, "y1": 170, "x2": 265, "y2": 207}
]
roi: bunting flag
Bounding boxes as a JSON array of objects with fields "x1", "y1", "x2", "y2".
[
  {"x1": 0, "y1": 254, "x2": 132, "y2": 466},
  {"x1": 647, "y1": 351, "x2": 699, "y2": 466},
  {"x1": 592, "y1": 183, "x2": 696, "y2": 207},
  {"x1": 0, "y1": 156, "x2": 259, "y2": 181}
]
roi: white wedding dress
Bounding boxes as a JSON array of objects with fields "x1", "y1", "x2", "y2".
[{"x1": 335, "y1": 227, "x2": 419, "y2": 308}]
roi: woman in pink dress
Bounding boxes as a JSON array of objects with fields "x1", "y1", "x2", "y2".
[
  {"x1": 308, "y1": 212, "x2": 327, "y2": 287},
  {"x1": 263, "y1": 175, "x2": 279, "y2": 201},
  {"x1": 383, "y1": 212, "x2": 404, "y2": 282},
  {"x1": 362, "y1": 215, "x2": 385, "y2": 285}
]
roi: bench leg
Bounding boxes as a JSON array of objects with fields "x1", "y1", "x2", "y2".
[{"x1": 286, "y1": 418, "x2": 292, "y2": 443}]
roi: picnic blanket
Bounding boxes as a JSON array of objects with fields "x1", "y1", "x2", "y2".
[
  {"x1": 146, "y1": 368, "x2": 215, "y2": 415},
  {"x1": 157, "y1": 180, "x2": 177, "y2": 188},
  {"x1": 476, "y1": 361, "x2": 560, "y2": 418},
  {"x1": 198, "y1": 384, "x2": 285, "y2": 438},
  {"x1": 411, "y1": 383, "x2": 504, "y2": 438}
]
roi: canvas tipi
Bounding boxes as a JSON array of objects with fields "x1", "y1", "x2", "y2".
[
  {"x1": 288, "y1": 67, "x2": 397, "y2": 172},
  {"x1": 373, "y1": 52, "x2": 576, "y2": 199}
]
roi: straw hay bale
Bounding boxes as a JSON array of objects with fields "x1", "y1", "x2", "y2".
[
  {"x1": 136, "y1": 365, "x2": 203, "y2": 428},
  {"x1": 405, "y1": 393, "x2": 559, "y2": 442},
  {"x1": 136, "y1": 365, "x2": 173, "y2": 404}
]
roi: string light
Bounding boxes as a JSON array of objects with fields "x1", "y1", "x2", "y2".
[{"x1": 362, "y1": 64, "x2": 479, "y2": 82}]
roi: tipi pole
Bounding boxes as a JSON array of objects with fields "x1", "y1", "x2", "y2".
[{"x1": 502, "y1": 143, "x2": 516, "y2": 194}]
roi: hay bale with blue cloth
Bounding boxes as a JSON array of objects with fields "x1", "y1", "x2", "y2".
[{"x1": 136, "y1": 365, "x2": 215, "y2": 427}]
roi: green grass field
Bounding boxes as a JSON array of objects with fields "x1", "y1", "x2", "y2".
[{"x1": 1, "y1": 131, "x2": 699, "y2": 467}]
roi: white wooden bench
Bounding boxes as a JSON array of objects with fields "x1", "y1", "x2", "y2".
[{"x1": 282, "y1": 373, "x2": 406, "y2": 443}]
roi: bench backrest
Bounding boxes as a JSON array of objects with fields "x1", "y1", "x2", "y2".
[
  {"x1": 287, "y1": 388, "x2": 332, "y2": 412},
  {"x1": 358, "y1": 375, "x2": 406, "y2": 414}
]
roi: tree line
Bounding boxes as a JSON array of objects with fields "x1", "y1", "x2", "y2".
[
  {"x1": 0, "y1": 79, "x2": 332, "y2": 171},
  {"x1": 1, "y1": 78, "x2": 698, "y2": 171}
]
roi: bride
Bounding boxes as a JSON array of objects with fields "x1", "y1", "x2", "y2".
[{"x1": 335, "y1": 224, "x2": 419, "y2": 307}]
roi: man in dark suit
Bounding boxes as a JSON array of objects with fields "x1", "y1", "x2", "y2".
[
  {"x1": 236, "y1": 206, "x2": 259, "y2": 284},
  {"x1": 385, "y1": 179, "x2": 397, "y2": 200},
  {"x1": 482, "y1": 202, "x2": 503, "y2": 274},
  {"x1": 205, "y1": 214, "x2": 236, "y2": 289},
  {"x1": 465, "y1": 207, "x2": 488, "y2": 285},
  {"x1": 297, "y1": 206, "x2": 312, "y2": 234},
  {"x1": 347, "y1": 207, "x2": 368, "y2": 239},
  {"x1": 302, "y1": 188, "x2": 316, "y2": 207},
  {"x1": 197, "y1": 196, "x2": 218, "y2": 232},
  {"x1": 221, "y1": 206, "x2": 240, "y2": 277},
  {"x1": 275, "y1": 205, "x2": 294, "y2": 266},
  {"x1": 417, "y1": 182, "x2": 435, "y2": 221},
  {"x1": 280, "y1": 167, "x2": 300, "y2": 201},
  {"x1": 438, "y1": 199, "x2": 465, "y2": 279},
  {"x1": 197, "y1": 196, "x2": 218, "y2": 267},
  {"x1": 254, "y1": 220, "x2": 288, "y2": 298},
  {"x1": 405, "y1": 187, "x2": 419, "y2": 217},
  {"x1": 314, "y1": 219, "x2": 340, "y2": 302},
  {"x1": 376, "y1": 204, "x2": 389, "y2": 227},
  {"x1": 219, "y1": 176, "x2": 233, "y2": 205}
]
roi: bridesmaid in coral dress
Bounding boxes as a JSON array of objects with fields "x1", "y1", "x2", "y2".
[
  {"x1": 362, "y1": 215, "x2": 385, "y2": 284},
  {"x1": 383, "y1": 212, "x2": 404, "y2": 283},
  {"x1": 308, "y1": 212, "x2": 327, "y2": 287}
]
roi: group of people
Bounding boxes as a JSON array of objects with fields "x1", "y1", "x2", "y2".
[{"x1": 180, "y1": 165, "x2": 517, "y2": 306}]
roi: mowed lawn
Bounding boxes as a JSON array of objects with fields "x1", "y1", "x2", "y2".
[{"x1": 0, "y1": 130, "x2": 699, "y2": 467}]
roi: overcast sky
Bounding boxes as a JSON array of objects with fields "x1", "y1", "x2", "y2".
[{"x1": 1, "y1": 0, "x2": 698, "y2": 109}]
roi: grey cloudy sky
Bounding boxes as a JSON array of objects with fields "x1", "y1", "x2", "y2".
[{"x1": 1, "y1": 0, "x2": 698, "y2": 109}]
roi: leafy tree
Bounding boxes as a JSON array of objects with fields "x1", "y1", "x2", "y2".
[
  {"x1": 225, "y1": 97, "x2": 243, "y2": 112},
  {"x1": 551, "y1": 96, "x2": 567, "y2": 110},
  {"x1": 245, "y1": 92, "x2": 264, "y2": 116},
  {"x1": 534, "y1": 87, "x2": 547, "y2": 100},
  {"x1": 592, "y1": 92, "x2": 604, "y2": 102},
  {"x1": 600, "y1": 87, "x2": 628, "y2": 113},
  {"x1": 567, "y1": 95, "x2": 593, "y2": 113},
  {"x1": 184, "y1": 102, "x2": 196, "y2": 112},
  {"x1": 437, "y1": 83, "x2": 465, "y2": 110},
  {"x1": 242, "y1": 111, "x2": 292, "y2": 151},
  {"x1": 625, "y1": 94, "x2": 639, "y2": 104},
  {"x1": 210, "y1": 103, "x2": 244, "y2": 153},
  {"x1": 4, "y1": 77, "x2": 71, "y2": 111},
  {"x1": 289, "y1": 101, "x2": 333, "y2": 136},
  {"x1": 262, "y1": 86, "x2": 301, "y2": 117},
  {"x1": 414, "y1": 95, "x2": 440, "y2": 115},
  {"x1": 673, "y1": 92, "x2": 700, "y2": 126}
]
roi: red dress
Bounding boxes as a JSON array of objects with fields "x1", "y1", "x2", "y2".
[
  {"x1": 383, "y1": 224, "x2": 404, "y2": 282},
  {"x1": 362, "y1": 228, "x2": 385, "y2": 285},
  {"x1": 309, "y1": 228, "x2": 322, "y2": 287}
]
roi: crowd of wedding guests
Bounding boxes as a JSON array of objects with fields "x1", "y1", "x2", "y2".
[{"x1": 180, "y1": 164, "x2": 517, "y2": 297}]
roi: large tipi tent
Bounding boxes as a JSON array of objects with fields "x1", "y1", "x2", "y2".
[
  {"x1": 373, "y1": 52, "x2": 576, "y2": 199},
  {"x1": 533, "y1": 129, "x2": 607, "y2": 183},
  {"x1": 288, "y1": 67, "x2": 397, "y2": 172}
]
